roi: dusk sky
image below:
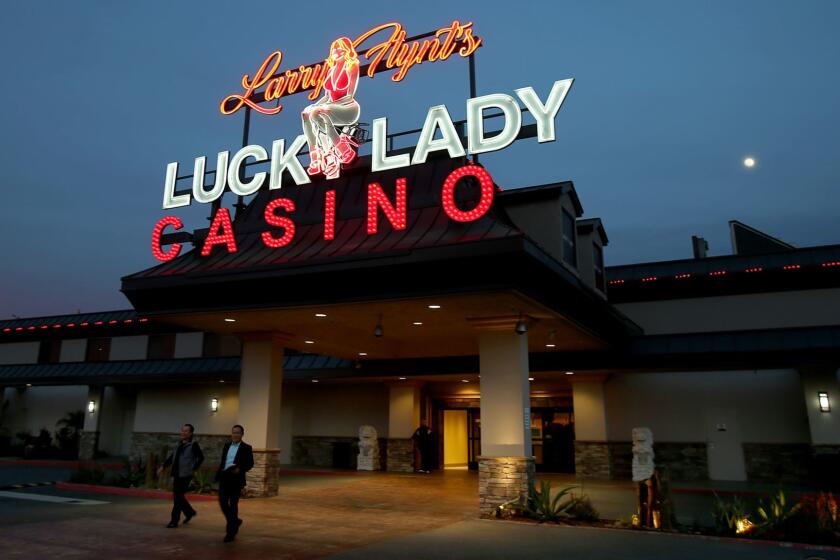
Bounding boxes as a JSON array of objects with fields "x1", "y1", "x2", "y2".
[{"x1": 1, "y1": 1, "x2": 839, "y2": 318}]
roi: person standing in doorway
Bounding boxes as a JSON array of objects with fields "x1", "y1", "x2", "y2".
[
  {"x1": 159, "y1": 423, "x2": 204, "y2": 528},
  {"x1": 412, "y1": 420, "x2": 435, "y2": 474},
  {"x1": 216, "y1": 424, "x2": 254, "y2": 543}
]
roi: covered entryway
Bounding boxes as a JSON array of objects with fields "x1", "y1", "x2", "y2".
[{"x1": 122, "y1": 155, "x2": 639, "y2": 512}]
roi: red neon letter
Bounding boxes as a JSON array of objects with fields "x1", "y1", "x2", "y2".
[
  {"x1": 367, "y1": 178, "x2": 407, "y2": 235},
  {"x1": 324, "y1": 190, "x2": 336, "y2": 241},
  {"x1": 441, "y1": 165, "x2": 494, "y2": 222},
  {"x1": 201, "y1": 208, "x2": 238, "y2": 256},
  {"x1": 262, "y1": 198, "x2": 296, "y2": 248},
  {"x1": 151, "y1": 216, "x2": 183, "y2": 262}
]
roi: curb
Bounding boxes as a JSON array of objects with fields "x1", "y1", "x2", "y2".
[
  {"x1": 490, "y1": 518, "x2": 840, "y2": 553},
  {"x1": 0, "y1": 481, "x2": 57, "y2": 491},
  {"x1": 0, "y1": 459, "x2": 124, "y2": 469},
  {"x1": 55, "y1": 482, "x2": 217, "y2": 501}
]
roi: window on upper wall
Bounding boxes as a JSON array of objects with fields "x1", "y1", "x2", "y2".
[
  {"x1": 37, "y1": 339, "x2": 62, "y2": 364},
  {"x1": 593, "y1": 242, "x2": 605, "y2": 292},
  {"x1": 562, "y1": 209, "x2": 577, "y2": 268},
  {"x1": 86, "y1": 337, "x2": 110, "y2": 362},
  {"x1": 147, "y1": 333, "x2": 176, "y2": 360}
]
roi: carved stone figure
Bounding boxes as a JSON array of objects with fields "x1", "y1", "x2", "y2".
[
  {"x1": 631, "y1": 427, "x2": 655, "y2": 482},
  {"x1": 357, "y1": 425, "x2": 379, "y2": 471}
]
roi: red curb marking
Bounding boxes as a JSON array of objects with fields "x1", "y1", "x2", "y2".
[
  {"x1": 0, "y1": 459, "x2": 124, "y2": 469},
  {"x1": 55, "y1": 482, "x2": 217, "y2": 501}
]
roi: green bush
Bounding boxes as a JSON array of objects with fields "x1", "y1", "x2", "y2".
[
  {"x1": 524, "y1": 481, "x2": 578, "y2": 522},
  {"x1": 113, "y1": 458, "x2": 146, "y2": 488},
  {"x1": 191, "y1": 468, "x2": 215, "y2": 494},
  {"x1": 568, "y1": 495, "x2": 600, "y2": 522},
  {"x1": 755, "y1": 490, "x2": 801, "y2": 537},
  {"x1": 712, "y1": 493, "x2": 750, "y2": 536}
]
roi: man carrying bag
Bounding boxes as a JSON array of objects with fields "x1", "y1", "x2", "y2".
[{"x1": 216, "y1": 424, "x2": 254, "y2": 542}]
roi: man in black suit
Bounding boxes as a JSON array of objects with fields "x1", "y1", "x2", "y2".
[{"x1": 216, "y1": 424, "x2": 254, "y2": 542}]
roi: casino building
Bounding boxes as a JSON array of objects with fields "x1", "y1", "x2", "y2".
[
  {"x1": 2, "y1": 153, "x2": 839, "y2": 514},
  {"x1": 2, "y1": 20, "x2": 839, "y2": 515}
]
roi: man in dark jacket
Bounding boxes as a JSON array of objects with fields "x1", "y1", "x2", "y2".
[
  {"x1": 216, "y1": 424, "x2": 254, "y2": 542},
  {"x1": 159, "y1": 423, "x2": 204, "y2": 528},
  {"x1": 412, "y1": 420, "x2": 435, "y2": 473}
]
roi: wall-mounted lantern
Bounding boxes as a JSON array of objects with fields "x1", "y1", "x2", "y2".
[
  {"x1": 210, "y1": 397, "x2": 219, "y2": 414},
  {"x1": 87, "y1": 400, "x2": 96, "y2": 414},
  {"x1": 818, "y1": 392, "x2": 831, "y2": 413}
]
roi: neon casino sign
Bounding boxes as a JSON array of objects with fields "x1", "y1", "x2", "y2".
[{"x1": 152, "y1": 20, "x2": 574, "y2": 262}]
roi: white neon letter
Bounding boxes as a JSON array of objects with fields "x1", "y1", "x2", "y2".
[
  {"x1": 515, "y1": 79, "x2": 574, "y2": 143},
  {"x1": 193, "y1": 152, "x2": 230, "y2": 204},
  {"x1": 467, "y1": 94, "x2": 522, "y2": 155},
  {"x1": 162, "y1": 162, "x2": 190, "y2": 209},
  {"x1": 371, "y1": 117, "x2": 410, "y2": 172},
  {"x1": 228, "y1": 145, "x2": 267, "y2": 196},
  {"x1": 269, "y1": 135, "x2": 311, "y2": 190},
  {"x1": 412, "y1": 105, "x2": 466, "y2": 165}
]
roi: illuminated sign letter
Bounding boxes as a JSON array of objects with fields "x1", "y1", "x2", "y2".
[
  {"x1": 228, "y1": 144, "x2": 268, "y2": 196},
  {"x1": 151, "y1": 216, "x2": 184, "y2": 262},
  {"x1": 371, "y1": 118, "x2": 410, "y2": 172},
  {"x1": 269, "y1": 135, "x2": 311, "y2": 190},
  {"x1": 262, "y1": 198, "x2": 296, "y2": 248},
  {"x1": 467, "y1": 94, "x2": 522, "y2": 155},
  {"x1": 515, "y1": 79, "x2": 574, "y2": 143},
  {"x1": 441, "y1": 165, "x2": 494, "y2": 222},
  {"x1": 412, "y1": 105, "x2": 465, "y2": 165},
  {"x1": 201, "y1": 208, "x2": 238, "y2": 256},
  {"x1": 193, "y1": 152, "x2": 230, "y2": 204},
  {"x1": 367, "y1": 179, "x2": 407, "y2": 234},
  {"x1": 324, "y1": 190, "x2": 336, "y2": 241},
  {"x1": 162, "y1": 162, "x2": 190, "y2": 209}
]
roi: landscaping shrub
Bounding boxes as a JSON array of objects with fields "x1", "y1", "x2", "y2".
[
  {"x1": 67, "y1": 466, "x2": 106, "y2": 485},
  {"x1": 524, "y1": 481, "x2": 578, "y2": 522}
]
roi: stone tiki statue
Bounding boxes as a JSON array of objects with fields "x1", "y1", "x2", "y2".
[{"x1": 357, "y1": 425, "x2": 380, "y2": 471}]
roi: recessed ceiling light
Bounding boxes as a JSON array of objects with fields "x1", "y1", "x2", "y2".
[
  {"x1": 428, "y1": 305, "x2": 441, "y2": 309},
  {"x1": 545, "y1": 344, "x2": 556, "y2": 348},
  {"x1": 461, "y1": 379, "x2": 469, "y2": 383},
  {"x1": 529, "y1": 377, "x2": 535, "y2": 381},
  {"x1": 311, "y1": 379, "x2": 319, "y2": 383},
  {"x1": 315, "y1": 313, "x2": 327, "y2": 318},
  {"x1": 224, "y1": 318, "x2": 236, "y2": 322},
  {"x1": 219, "y1": 380, "x2": 225, "y2": 383},
  {"x1": 413, "y1": 322, "x2": 423, "y2": 326},
  {"x1": 304, "y1": 340, "x2": 315, "y2": 344},
  {"x1": 26, "y1": 383, "x2": 32, "y2": 387},
  {"x1": 399, "y1": 377, "x2": 406, "y2": 380},
  {"x1": 565, "y1": 371, "x2": 574, "y2": 375},
  {"x1": 358, "y1": 352, "x2": 368, "y2": 356}
]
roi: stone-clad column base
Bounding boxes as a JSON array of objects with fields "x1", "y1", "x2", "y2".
[
  {"x1": 574, "y1": 441, "x2": 612, "y2": 479},
  {"x1": 245, "y1": 449, "x2": 281, "y2": 497},
  {"x1": 478, "y1": 456, "x2": 535, "y2": 517},
  {"x1": 386, "y1": 438, "x2": 414, "y2": 472},
  {"x1": 78, "y1": 431, "x2": 100, "y2": 460}
]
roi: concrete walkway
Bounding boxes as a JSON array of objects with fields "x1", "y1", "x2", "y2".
[{"x1": 0, "y1": 466, "x2": 836, "y2": 559}]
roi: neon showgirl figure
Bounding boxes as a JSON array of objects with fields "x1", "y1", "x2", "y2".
[{"x1": 302, "y1": 37, "x2": 361, "y2": 179}]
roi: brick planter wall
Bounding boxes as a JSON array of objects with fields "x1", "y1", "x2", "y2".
[
  {"x1": 129, "y1": 432, "x2": 231, "y2": 467},
  {"x1": 478, "y1": 456, "x2": 535, "y2": 517},
  {"x1": 386, "y1": 438, "x2": 414, "y2": 472},
  {"x1": 574, "y1": 441, "x2": 611, "y2": 479},
  {"x1": 79, "y1": 431, "x2": 100, "y2": 460},
  {"x1": 246, "y1": 449, "x2": 281, "y2": 497}
]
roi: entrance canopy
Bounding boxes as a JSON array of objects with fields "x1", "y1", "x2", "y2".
[{"x1": 122, "y1": 155, "x2": 638, "y2": 359}]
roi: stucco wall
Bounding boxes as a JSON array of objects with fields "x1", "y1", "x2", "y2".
[
  {"x1": 174, "y1": 332, "x2": 203, "y2": 358},
  {"x1": 283, "y1": 384, "x2": 390, "y2": 440},
  {"x1": 615, "y1": 288, "x2": 840, "y2": 334},
  {"x1": 109, "y1": 336, "x2": 148, "y2": 361},
  {"x1": 59, "y1": 339, "x2": 86, "y2": 363},
  {"x1": 133, "y1": 385, "x2": 240, "y2": 435},
  {"x1": 603, "y1": 370, "x2": 810, "y2": 481},
  {"x1": 0, "y1": 342, "x2": 40, "y2": 365}
]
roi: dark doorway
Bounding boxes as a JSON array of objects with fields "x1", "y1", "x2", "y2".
[{"x1": 532, "y1": 408, "x2": 575, "y2": 473}]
